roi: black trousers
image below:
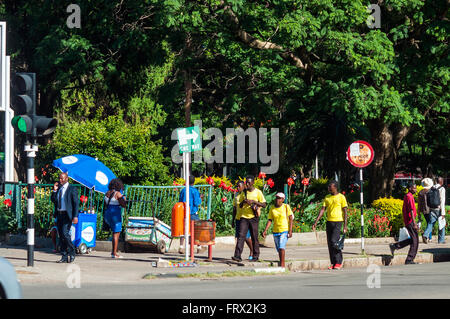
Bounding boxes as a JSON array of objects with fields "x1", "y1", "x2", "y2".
[
  {"x1": 56, "y1": 213, "x2": 75, "y2": 257},
  {"x1": 394, "y1": 222, "x2": 419, "y2": 263},
  {"x1": 326, "y1": 221, "x2": 343, "y2": 265},
  {"x1": 234, "y1": 217, "x2": 260, "y2": 259}
]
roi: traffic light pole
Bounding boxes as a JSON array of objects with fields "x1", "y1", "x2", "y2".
[{"x1": 25, "y1": 142, "x2": 38, "y2": 267}]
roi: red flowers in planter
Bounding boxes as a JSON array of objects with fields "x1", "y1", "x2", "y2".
[
  {"x1": 267, "y1": 178, "x2": 275, "y2": 188},
  {"x1": 258, "y1": 172, "x2": 266, "y2": 179},
  {"x1": 221, "y1": 197, "x2": 228, "y2": 203},
  {"x1": 3, "y1": 199, "x2": 12, "y2": 207},
  {"x1": 206, "y1": 176, "x2": 215, "y2": 186},
  {"x1": 301, "y1": 178, "x2": 309, "y2": 186}
]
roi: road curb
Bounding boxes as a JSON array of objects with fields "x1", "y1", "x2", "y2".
[{"x1": 285, "y1": 253, "x2": 435, "y2": 271}]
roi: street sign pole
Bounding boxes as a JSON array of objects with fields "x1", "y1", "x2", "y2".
[
  {"x1": 176, "y1": 126, "x2": 201, "y2": 261},
  {"x1": 183, "y1": 151, "x2": 190, "y2": 262},
  {"x1": 346, "y1": 140, "x2": 374, "y2": 256},
  {"x1": 360, "y1": 168, "x2": 364, "y2": 254}
]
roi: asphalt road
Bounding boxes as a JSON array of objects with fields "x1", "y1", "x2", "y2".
[{"x1": 20, "y1": 262, "x2": 450, "y2": 299}]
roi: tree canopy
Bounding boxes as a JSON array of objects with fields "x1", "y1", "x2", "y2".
[{"x1": 1, "y1": 0, "x2": 448, "y2": 200}]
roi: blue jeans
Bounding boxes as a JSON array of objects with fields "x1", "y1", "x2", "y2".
[
  {"x1": 423, "y1": 209, "x2": 446, "y2": 243},
  {"x1": 273, "y1": 231, "x2": 289, "y2": 252}
]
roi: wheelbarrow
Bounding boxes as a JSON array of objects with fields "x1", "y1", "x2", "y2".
[{"x1": 124, "y1": 216, "x2": 172, "y2": 254}]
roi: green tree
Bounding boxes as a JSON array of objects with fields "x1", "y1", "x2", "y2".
[{"x1": 38, "y1": 114, "x2": 171, "y2": 186}]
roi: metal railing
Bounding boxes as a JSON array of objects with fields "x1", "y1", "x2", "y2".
[{"x1": 3, "y1": 182, "x2": 212, "y2": 237}]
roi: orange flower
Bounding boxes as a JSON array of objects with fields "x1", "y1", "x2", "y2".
[{"x1": 287, "y1": 178, "x2": 295, "y2": 186}]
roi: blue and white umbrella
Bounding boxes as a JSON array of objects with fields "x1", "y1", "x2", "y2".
[{"x1": 52, "y1": 154, "x2": 116, "y2": 194}]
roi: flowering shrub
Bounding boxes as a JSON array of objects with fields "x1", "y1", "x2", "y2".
[
  {"x1": 371, "y1": 197, "x2": 404, "y2": 235},
  {"x1": 0, "y1": 195, "x2": 18, "y2": 235},
  {"x1": 367, "y1": 214, "x2": 392, "y2": 237}
]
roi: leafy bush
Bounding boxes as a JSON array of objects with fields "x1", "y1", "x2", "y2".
[
  {"x1": 307, "y1": 178, "x2": 329, "y2": 201},
  {"x1": 371, "y1": 197, "x2": 404, "y2": 235},
  {"x1": 38, "y1": 114, "x2": 171, "y2": 186},
  {"x1": 292, "y1": 201, "x2": 325, "y2": 232},
  {"x1": 0, "y1": 197, "x2": 18, "y2": 235}
]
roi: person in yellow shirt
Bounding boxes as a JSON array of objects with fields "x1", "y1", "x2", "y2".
[
  {"x1": 232, "y1": 176, "x2": 266, "y2": 262},
  {"x1": 262, "y1": 193, "x2": 293, "y2": 268},
  {"x1": 313, "y1": 180, "x2": 348, "y2": 270},
  {"x1": 232, "y1": 180, "x2": 253, "y2": 260}
]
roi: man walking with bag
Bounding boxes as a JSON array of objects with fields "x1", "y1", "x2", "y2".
[
  {"x1": 418, "y1": 178, "x2": 432, "y2": 244},
  {"x1": 423, "y1": 177, "x2": 446, "y2": 244},
  {"x1": 232, "y1": 176, "x2": 266, "y2": 262},
  {"x1": 389, "y1": 183, "x2": 419, "y2": 264},
  {"x1": 312, "y1": 181, "x2": 348, "y2": 270}
]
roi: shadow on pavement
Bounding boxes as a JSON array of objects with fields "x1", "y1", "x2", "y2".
[{"x1": 421, "y1": 248, "x2": 450, "y2": 262}]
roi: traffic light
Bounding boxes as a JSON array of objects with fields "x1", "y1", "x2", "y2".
[
  {"x1": 10, "y1": 72, "x2": 57, "y2": 137},
  {"x1": 11, "y1": 73, "x2": 35, "y2": 134}
]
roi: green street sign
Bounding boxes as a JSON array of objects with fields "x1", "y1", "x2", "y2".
[{"x1": 177, "y1": 126, "x2": 201, "y2": 153}]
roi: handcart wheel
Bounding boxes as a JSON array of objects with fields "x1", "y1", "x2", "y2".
[
  {"x1": 79, "y1": 243, "x2": 88, "y2": 254},
  {"x1": 156, "y1": 240, "x2": 166, "y2": 254}
]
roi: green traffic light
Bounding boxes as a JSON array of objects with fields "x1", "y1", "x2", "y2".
[{"x1": 11, "y1": 116, "x2": 32, "y2": 133}]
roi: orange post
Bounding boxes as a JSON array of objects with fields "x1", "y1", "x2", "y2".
[
  {"x1": 171, "y1": 202, "x2": 186, "y2": 237},
  {"x1": 208, "y1": 245, "x2": 212, "y2": 262}
]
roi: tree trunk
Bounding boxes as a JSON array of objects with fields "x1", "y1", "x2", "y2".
[
  {"x1": 368, "y1": 121, "x2": 410, "y2": 202},
  {"x1": 184, "y1": 68, "x2": 192, "y2": 127}
]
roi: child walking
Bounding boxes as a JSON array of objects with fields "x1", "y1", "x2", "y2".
[{"x1": 262, "y1": 192, "x2": 293, "y2": 268}]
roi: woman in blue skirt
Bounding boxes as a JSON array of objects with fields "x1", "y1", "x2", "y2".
[{"x1": 104, "y1": 179, "x2": 127, "y2": 258}]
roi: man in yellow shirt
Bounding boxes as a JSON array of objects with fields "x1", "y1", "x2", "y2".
[
  {"x1": 232, "y1": 176, "x2": 266, "y2": 262},
  {"x1": 232, "y1": 180, "x2": 253, "y2": 260},
  {"x1": 313, "y1": 180, "x2": 348, "y2": 270},
  {"x1": 262, "y1": 193, "x2": 293, "y2": 268}
]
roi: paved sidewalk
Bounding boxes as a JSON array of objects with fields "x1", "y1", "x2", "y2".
[{"x1": 1, "y1": 237, "x2": 450, "y2": 285}]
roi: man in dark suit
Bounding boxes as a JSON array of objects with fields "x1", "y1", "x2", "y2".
[{"x1": 51, "y1": 173, "x2": 79, "y2": 263}]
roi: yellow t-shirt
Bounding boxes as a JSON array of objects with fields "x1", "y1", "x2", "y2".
[
  {"x1": 233, "y1": 194, "x2": 243, "y2": 220},
  {"x1": 268, "y1": 203, "x2": 293, "y2": 233},
  {"x1": 323, "y1": 193, "x2": 348, "y2": 222},
  {"x1": 237, "y1": 188, "x2": 266, "y2": 219}
]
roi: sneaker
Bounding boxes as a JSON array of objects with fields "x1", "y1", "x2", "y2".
[
  {"x1": 231, "y1": 256, "x2": 242, "y2": 262},
  {"x1": 333, "y1": 264, "x2": 343, "y2": 270},
  {"x1": 389, "y1": 243, "x2": 396, "y2": 256},
  {"x1": 248, "y1": 256, "x2": 254, "y2": 261},
  {"x1": 422, "y1": 235, "x2": 428, "y2": 244},
  {"x1": 327, "y1": 265, "x2": 334, "y2": 270},
  {"x1": 252, "y1": 257, "x2": 259, "y2": 262},
  {"x1": 405, "y1": 260, "x2": 418, "y2": 265}
]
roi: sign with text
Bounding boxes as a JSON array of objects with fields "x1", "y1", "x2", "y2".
[
  {"x1": 177, "y1": 126, "x2": 201, "y2": 153},
  {"x1": 346, "y1": 140, "x2": 374, "y2": 168}
]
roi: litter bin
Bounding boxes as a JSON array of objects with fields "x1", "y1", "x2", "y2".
[{"x1": 70, "y1": 212, "x2": 97, "y2": 254}]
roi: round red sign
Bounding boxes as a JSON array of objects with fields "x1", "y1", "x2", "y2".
[{"x1": 346, "y1": 140, "x2": 374, "y2": 168}]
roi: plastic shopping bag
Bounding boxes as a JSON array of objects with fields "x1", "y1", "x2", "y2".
[
  {"x1": 333, "y1": 234, "x2": 345, "y2": 251},
  {"x1": 439, "y1": 216, "x2": 446, "y2": 231},
  {"x1": 398, "y1": 227, "x2": 410, "y2": 242}
]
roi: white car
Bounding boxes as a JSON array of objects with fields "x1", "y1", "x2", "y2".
[{"x1": 0, "y1": 257, "x2": 22, "y2": 299}]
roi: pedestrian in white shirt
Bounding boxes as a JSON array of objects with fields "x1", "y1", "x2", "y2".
[{"x1": 423, "y1": 177, "x2": 446, "y2": 244}]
